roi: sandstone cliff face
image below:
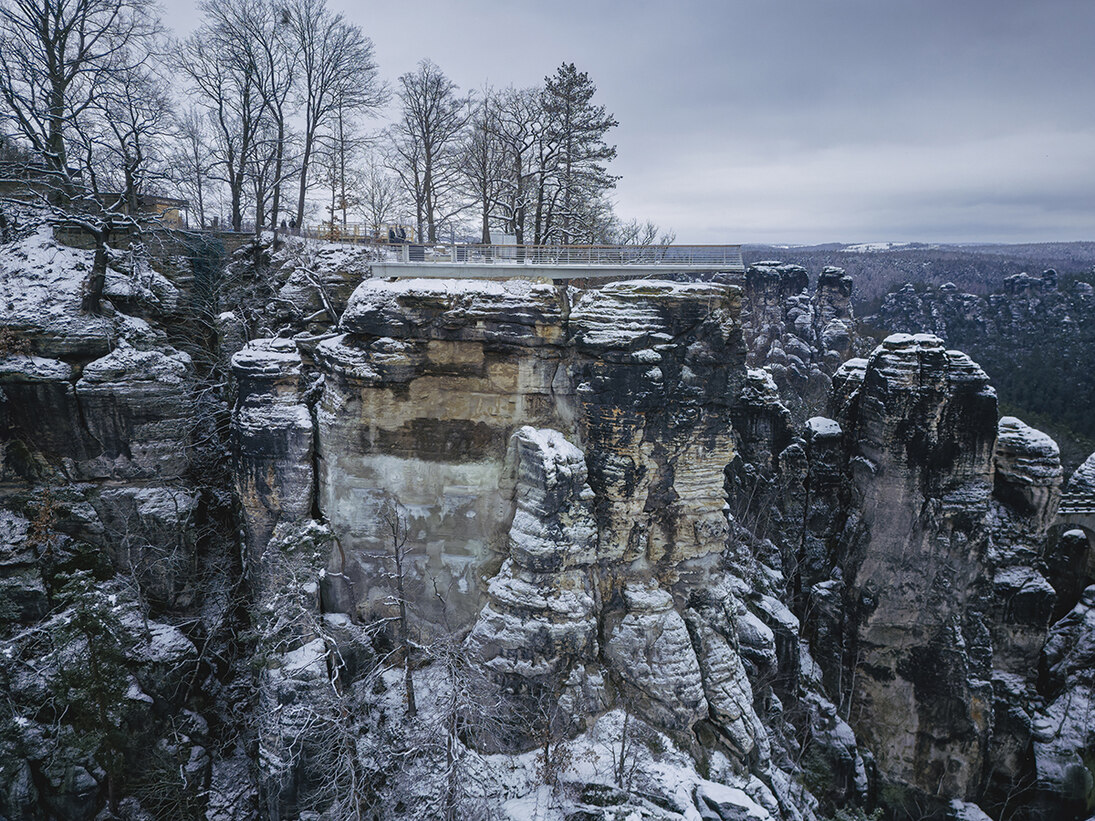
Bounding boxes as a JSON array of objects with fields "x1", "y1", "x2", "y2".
[
  {"x1": 0, "y1": 218, "x2": 219, "y2": 820},
  {"x1": 464, "y1": 426, "x2": 603, "y2": 731},
  {"x1": 869, "y1": 271, "x2": 1095, "y2": 469},
  {"x1": 232, "y1": 276, "x2": 847, "y2": 819},
  {"x1": 1035, "y1": 585, "x2": 1095, "y2": 817},
  {"x1": 829, "y1": 334, "x2": 999, "y2": 800},
  {"x1": 309, "y1": 277, "x2": 756, "y2": 735},
  {"x1": 569, "y1": 279, "x2": 743, "y2": 567},
  {"x1": 224, "y1": 266, "x2": 1095, "y2": 820},
  {"x1": 6, "y1": 212, "x2": 1094, "y2": 821},
  {"x1": 304, "y1": 278, "x2": 747, "y2": 632},
  {"x1": 312, "y1": 278, "x2": 572, "y2": 627},
  {"x1": 232, "y1": 337, "x2": 315, "y2": 559},
  {"x1": 740, "y1": 262, "x2": 856, "y2": 425},
  {"x1": 735, "y1": 327, "x2": 1094, "y2": 818}
]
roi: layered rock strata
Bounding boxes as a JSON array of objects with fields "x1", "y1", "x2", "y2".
[
  {"x1": 828, "y1": 333, "x2": 1000, "y2": 799},
  {"x1": 0, "y1": 219, "x2": 220, "y2": 819},
  {"x1": 1034, "y1": 585, "x2": 1095, "y2": 817},
  {"x1": 312, "y1": 278, "x2": 573, "y2": 627},
  {"x1": 306, "y1": 278, "x2": 745, "y2": 630},
  {"x1": 242, "y1": 276, "x2": 829, "y2": 814},
  {"x1": 232, "y1": 337, "x2": 315, "y2": 559},
  {"x1": 465, "y1": 426, "x2": 604, "y2": 732},
  {"x1": 740, "y1": 262, "x2": 856, "y2": 424},
  {"x1": 870, "y1": 271, "x2": 1095, "y2": 468},
  {"x1": 209, "y1": 258, "x2": 1095, "y2": 819},
  {"x1": 737, "y1": 330, "x2": 1090, "y2": 816}
]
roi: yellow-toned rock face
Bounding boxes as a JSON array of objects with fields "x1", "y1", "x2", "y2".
[
  {"x1": 829, "y1": 333, "x2": 1002, "y2": 798},
  {"x1": 309, "y1": 278, "x2": 745, "y2": 630},
  {"x1": 569, "y1": 281, "x2": 744, "y2": 567}
]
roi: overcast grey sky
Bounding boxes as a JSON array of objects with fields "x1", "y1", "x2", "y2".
[{"x1": 162, "y1": 0, "x2": 1095, "y2": 244}]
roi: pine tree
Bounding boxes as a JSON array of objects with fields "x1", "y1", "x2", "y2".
[
  {"x1": 51, "y1": 570, "x2": 134, "y2": 814},
  {"x1": 542, "y1": 63, "x2": 619, "y2": 245}
]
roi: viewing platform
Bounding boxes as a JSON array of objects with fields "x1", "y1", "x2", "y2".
[
  {"x1": 1057, "y1": 490, "x2": 1095, "y2": 552},
  {"x1": 1059, "y1": 491, "x2": 1095, "y2": 517},
  {"x1": 370, "y1": 243, "x2": 744, "y2": 279}
]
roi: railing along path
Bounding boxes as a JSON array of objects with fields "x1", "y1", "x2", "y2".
[
  {"x1": 1058, "y1": 491, "x2": 1095, "y2": 516},
  {"x1": 371, "y1": 242, "x2": 744, "y2": 278}
]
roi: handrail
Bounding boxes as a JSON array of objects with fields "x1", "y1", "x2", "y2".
[
  {"x1": 175, "y1": 224, "x2": 746, "y2": 272},
  {"x1": 389, "y1": 242, "x2": 743, "y2": 270},
  {"x1": 1058, "y1": 491, "x2": 1095, "y2": 514}
]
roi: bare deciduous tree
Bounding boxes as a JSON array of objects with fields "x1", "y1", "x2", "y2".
[
  {"x1": 387, "y1": 59, "x2": 470, "y2": 243},
  {"x1": 381, "y1": 499, "x2": 416, "y2": 717},
  {"x1": 359, "y1": 151, "x2": 406, "y2": 239},
  {"x1": 242, "y1": 0, "x2": 296, "y2": 235},
  {"x1": 489, "y1": 86, "x2": 541, "y2": 245},
  {"x1": 614, "y1": 217, "x2": 675, "y2": 248},
  {"x1": 318, "y1": 87, "x2": 372, "y2": 233},
  {"x1": 89, "y1": 52, "x2": 174, "y2": 216},
  {"x1": 170, "y1": 107, "x2": 212, "y2": 228},
  {"x1": 461, "y1": 88, "x2": 508, "y2": 244},
  {"x1": 176, "y1": 0, "x2": 265, "y2": 232},
  {"x1": 0, "y1": 0, "x2": 159, "y2": 195},
  {"x1": 0, "y1": 0, "x2": 169, "y2": 312},
  {"x1": 285, "y1": 0, "x2": 385, "y2": 228}
]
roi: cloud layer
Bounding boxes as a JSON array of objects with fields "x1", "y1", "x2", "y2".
[{"x1": 163, "y1": 0, "x2": 1095, "y2": 243}]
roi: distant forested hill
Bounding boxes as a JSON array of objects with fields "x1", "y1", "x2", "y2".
[
  {"x1": 744, "y1": 242, "x2": 1095, "y2": 309},
  {"x1": 866, "y1": 272, "x2": 1095, "y2": 470}
]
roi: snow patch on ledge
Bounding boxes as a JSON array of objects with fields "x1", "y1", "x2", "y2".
[{"x1": 806, "y1": 416, "x2": 842, "y2": 438}]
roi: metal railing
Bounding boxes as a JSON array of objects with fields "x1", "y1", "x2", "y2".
[
  {"x1": 393, "y1": 243, "x2": 743, "y2": 270},
  {"x1": 302, "y1": 222, "x2": 416, "y2": 243},
  {"x1": 1058, "y1": 492, "x2": 1095, "y2": 515}
]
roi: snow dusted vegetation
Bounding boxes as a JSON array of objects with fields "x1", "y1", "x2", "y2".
[
  {"x1": 3, "y1": 0, "x2": 1095, "y2": 814},
  {"x1": 839, "y1": 241, "x2": 940, "y2": 253},
  {"x1": 3, "y1": 195, "x2": 1095, "y2": 821}
]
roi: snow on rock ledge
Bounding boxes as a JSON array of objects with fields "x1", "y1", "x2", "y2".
[
  {"x1": 340, "y1": 277, "x2": 566, "y2": 346},
  {"x1": 0, "y1": 224, "x2": 113, "y2": 357},
  {"x1": 993, "y1": 416, "x2": 1063, "y2": 523},
  {"x1": 231, "y1": 338, "x2": 315, "y2": 558},
  {"x1": 1066, "y1": 450, "x2": 1095, "y2": 496},
  {"x1": 603, "y1": 580, "x2": 708, "y2": 735}
]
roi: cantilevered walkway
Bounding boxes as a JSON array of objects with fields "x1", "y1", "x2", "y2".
[
  {"x1": 1058, "y1": 491, "x2": 1095, "y2": 549},
  {"x1": 370, "y1": 243, "x2": 744, "y2": 279}
]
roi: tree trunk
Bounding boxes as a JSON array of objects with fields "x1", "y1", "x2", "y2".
[
  {"x1": 296, "y1": 129, "x2": 314, "y2": 228},
  {"x1": 424, "y1": 165, "x2": 436, "y2": 242},
  {"x1": 395, "y1": 549, "x2": 416, "y2": 717},
  {"x1": 81, "y1": 228, "x2": 110, "y2": 314},
  {"x1": 124, "y1": 161, "x2": 139, "y2": 216},
  {"x1": 230, "y1": 170, "x2": 244, "y2": 232},
  {"x1": 339, "y1": 113, "x2": 348, "y2": 230},
  {"x1": 46, "y1": 83, "x2": 69, "y2": 202},
  {"x1": 562, "y1": 153, "x2": 573, "y2": 245},
  {"x1": 533, "y1": 173, "x2": 545, "y2": 245},
  {"x1": 444, "y1": 692, "x2": 458, "y2": 820},
  {"x1": 272, "y1": 125, "x2": 285, "y2": 233}
]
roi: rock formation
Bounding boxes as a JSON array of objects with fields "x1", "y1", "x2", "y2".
[
  {"x1": 0, "y1": 218, "x2": 217, "y2": 820},
  {"x1": 4, "y1": 213, "x2": 1095, "y2": 821},
  {"x1": 825, "y1": 334, "x2": 999, "y2": 801},
  {"x1": 740, "y1": 262, "x2": 856, "y2": 424},
  {"x1": 234, "y1": 275, "x2": 835, "y2": 818},
  {"x1": 870, "y1": 271, "x2": 1095, "y2": 468}
]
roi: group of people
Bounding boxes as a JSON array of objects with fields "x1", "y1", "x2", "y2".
[{"x1": 265, "y1": 219, "x2": 408, "y2": 242}]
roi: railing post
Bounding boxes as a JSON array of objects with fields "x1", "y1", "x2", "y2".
[{"x1": 401, "y1": 243, "x2": 409, "y2": 263}]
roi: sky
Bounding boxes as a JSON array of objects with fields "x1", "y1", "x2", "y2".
[{"x1": 161, "y1": 0, "x2": 1095, "y2": 244}]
